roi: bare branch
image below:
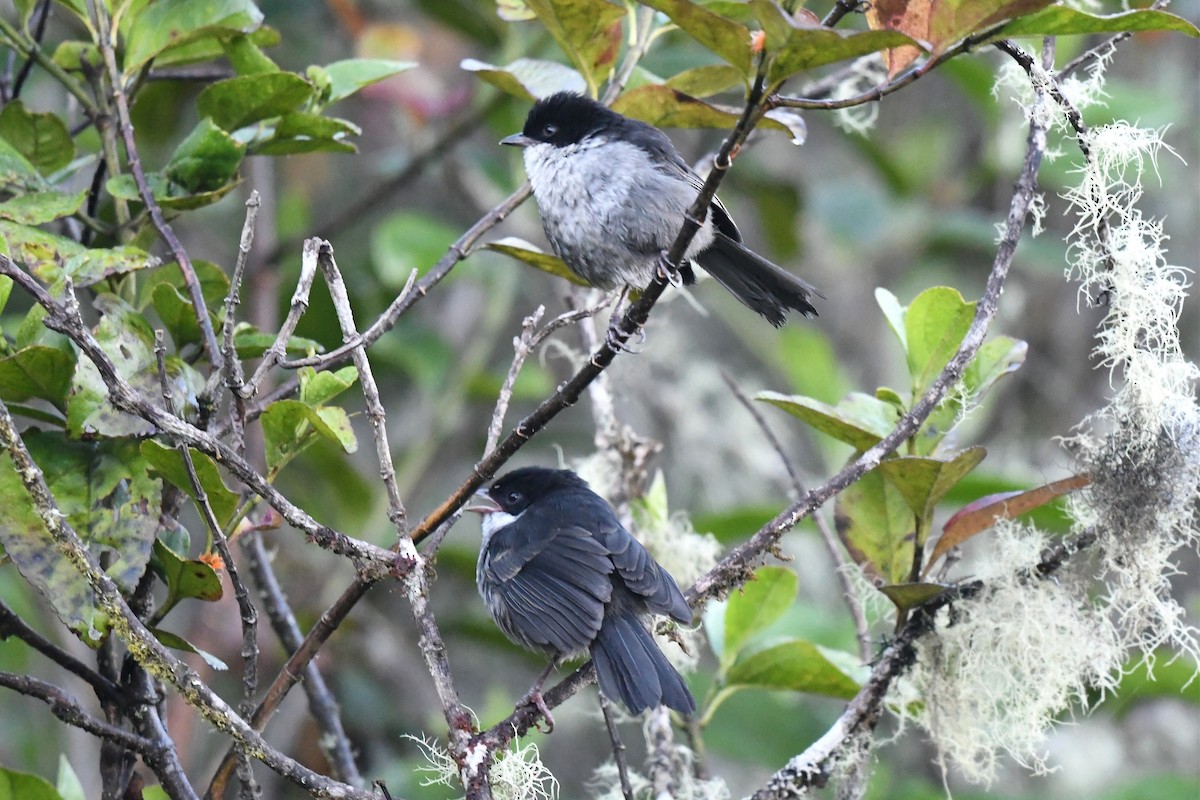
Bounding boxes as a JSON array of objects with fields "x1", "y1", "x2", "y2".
[
  {"x1": 0, "y1": 599, "x2": 122, "y2": 703},
  {"x1": 220, "y1": 191, "x2": 261, "y2": 456},
  {"x1": 0, "y1": 670, "x2": 156, "y2": 755}
]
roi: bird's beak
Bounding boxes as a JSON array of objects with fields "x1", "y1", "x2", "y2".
[
  {"x1": 465, "y1": 490, "x2": 501, "y2": 514},
  {"x1": 500, "y1": 133, "x2": 535, "y2": 148}
]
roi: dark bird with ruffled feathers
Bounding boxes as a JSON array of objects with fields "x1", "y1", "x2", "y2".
[
  {"x1": 468, "y1": 467, "x2": 695, "y2": 727},
  {"x1": 502, "y1": 91, "x2": 820, "y2": 327}
]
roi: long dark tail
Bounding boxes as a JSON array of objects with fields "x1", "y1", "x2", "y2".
[
  {"x1": 696, "y1": 232, "x2": 820, "y2": 327},
  {"x1": 591, "y1": 612, "x2": 695, "y2": 715}
]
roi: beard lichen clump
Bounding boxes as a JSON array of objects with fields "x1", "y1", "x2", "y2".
[{"x1": 898, "y1": 522, "x2": 1124, "y2": 784}]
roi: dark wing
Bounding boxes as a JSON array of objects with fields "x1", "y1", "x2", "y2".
[
  {"x1": 483, "y1": 521, "x2": 615, "y2": 655},
  {"x1": 633, "y1": 123, "x2": 743, "y2": 245},
  {"x1": 582, "y1": 498, "x2": 693, "y2": 625}
]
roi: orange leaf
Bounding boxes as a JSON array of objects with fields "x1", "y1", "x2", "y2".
[
  {"x1": 198, "y1": 551, "x2": 226, "y2": 572},
  {"x1": 922, "y1": 473, "x2": 1092, "y2": 578},
  {"x1": 866, "y1": 0, "x2": 929, "y2": 75}
]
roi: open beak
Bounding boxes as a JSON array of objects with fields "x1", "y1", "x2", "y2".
[
  {"x1": 465, "y1": 490, "x2": 502, "y2": 514},
  {"x1": 500, "y1": 133, "x2": 536, "y2": 148}
]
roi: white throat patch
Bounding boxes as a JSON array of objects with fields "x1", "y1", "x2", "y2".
[{"x1": 480, "y1": 509, "x2": 523, "y2": 545}]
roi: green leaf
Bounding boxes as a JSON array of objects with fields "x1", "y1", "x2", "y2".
[
  {"x1": 524, "y1": 0, "x2": 626, "y2": 96},
  {"x1": 641, "y1": 0, "x2": 752, "y2": 74},
  {"x1": 150, "y1": 628, "x2": 228, "y2": 671},
  {"x1": 221, "y1": 32, "x2": 279, "y2": 74},
  {"x1": 904, "y1": 286, "x2": 975, "y2": 397},
  {"x1": 461, "y1": 57, "x2": 586, "y2": 100},
  {"x1": 197, "y1": 72, "x2": 314, "y2": 132},
  {"x1": 916, "y1": 334, "x2": 1026, "y2": 454},
  {"x1": 770, "y1": 326, "x2": 847, "y2": 405},
  {"x1": 66, "y1": 295, "x2": 159, "y2": 438},
  {"x1": 0, "y1": 345, "x2": 76, "y2": 407},
  {"x1": 496, "y1": 0, "x2": 536, "y2": 21},
  {"x1": 721, "y1": 566, "x2": 798, "y2": 669},
  {"x1": 483, "y1": 236, "x2": 589, "y2": 286},
  {"x1": 758, "y1": 390, "x2": 898, "y2": 451},
  {"x1": 750, "y1": 1, "x2": 917, "y2": 85},
  {"x1": 140, "y1": 440, "x2": 240, "y2": 528},
  {"x1": 725, "y1": 639, "x2": 860, "y2": 699},
  {"x1": 631, "y1": 469, "x2": 670, "y2": 531},
  {"x1": 0, "y1": 764, "x2": 64, "y2": 800},
  {"x1": 151, "y1": 539, "x2": 224, "y2": 608},
  {"x1": 0, "y1": 100, "x2": 74, "y2": 175},
  {"x1": 835, "y1": 465, "x2": 914, "y2": 584},
  {"x1": 877, "y1": 582, "x2": 948, "y2": 613},
  {"x1": 0, "y1": 136, "x2": 44, "y2": 188},
  {"x1": 877, "y1": 446, "x2": 986, "y2": 528},
  {"x1": 299, "y1": 366, "x2": 358, "y2": 406},
  {"x1": 137, "y1": 259, "x2": 231, "y2": 311},
  {"x1": 261, "y1": 399, "x2": 357, "y2": 474},
  {"x1": 0, "y1": 433, "x2": 163, "y2": 640},
  {"x1": 370, "y1": 211, "x2": 464, "y2": 289},
  {"x1": 664, "y1": 64, "x2": 745, "y2": 98},
  {"x1": 150, "y1": 626, "x2": 228, "y2": 671},
  {"x1": 124, "y1": 0, "x2": 265, "y2": 73},
  {"x1": 251, "y1": 112, "x2": 361, "y2": 155},
  {"x1": 152, "y1": 283, "x2": 205, "y2": 349},
  {"x1": 320, "y1": 58, "x2": 415, "y2": 104},
  {"x1": 0, "y1": 274, "x2": 11, "y2": 315},
  {"x1": 164, "y1": 118, "x2": 246, "y2": 192},
  {"x1": 231, "y1": 325, "x2": 323, "y2": 359},
  {"x1": 0, "y1": 190, "x2": 87, "y2": 225},
  {"x1": 992, "y1": 6, "x2": 1199, "y2": 40},
  {"x1": 106, "y1": 172, "x2": 243, "y2": 211},
  {"x1": 875, "y1": 287, "x2": 907, "y2": 354},
  {"x1": 55, "y1": 756, "x2": 84, "y2": 800},
  {"x1": 611, "y1": 85, "x2": 807, "y2": 142}
]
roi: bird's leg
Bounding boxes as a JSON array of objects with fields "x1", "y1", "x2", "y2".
[{"x1": 519, "y1": 662, "x2": 559, "y2": 733}]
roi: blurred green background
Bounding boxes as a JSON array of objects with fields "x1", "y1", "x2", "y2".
[{"x1": 1, "y1": 1, "x2": 1197, "y2": 798}]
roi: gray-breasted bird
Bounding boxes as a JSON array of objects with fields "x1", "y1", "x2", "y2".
[
  {"x1": 468, "y1": 467, "x2": 695, "y2": 727},
  {"x1": 502, "y1": 91, "x2": 820, "y2": 327}
]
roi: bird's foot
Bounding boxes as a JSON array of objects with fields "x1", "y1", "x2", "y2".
[
  {"x1": 520, "y1": 688, "x2": 556, "y2": 733},
  {"x1": 603, "y1": 315, "x2": 645, "y2": 354},
  {"x1": 655, "y1": 254, "x2": 686, "y2": 287}
]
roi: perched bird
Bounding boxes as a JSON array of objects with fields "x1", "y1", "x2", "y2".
[
  {"x1": 502, "y1": 91, "x2": 820, "y2": 327},
  {"x1": 468, "y1": 466, "x2": 695, "y2": 726}
]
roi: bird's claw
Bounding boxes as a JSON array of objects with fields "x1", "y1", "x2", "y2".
[
  {"x1": 604, "y1": 317, "x2": 644, "y2": 354},
  {"x1": 521, "y1": 688, "x2": 556, "y2": 733},
  {"x1": 655, "y1": 254, "x2": 685, "y2": 287}
]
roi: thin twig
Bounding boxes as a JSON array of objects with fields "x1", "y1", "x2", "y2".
[
  {"x1": 89, "y1": 2, "x2": 222, "y2": 370},
  {"x1": 155, "y1": 330, "x2": 262, "y2": 799},
  {"x1": 0, "y1": 670, "x2": 156, "y2": 754},
  {"x1": 599, "y1": 695, "x2": 635, "y2": 800},
  {"x1": 720, "y1": 371, "x2": 872, "y2": 664},
  {"x1": 0, "y1": 599, "x2": 123, "y2": 703},
  {"x1": 243, "y1": 238, "x2": 322, "y2": 395},
  {"x1": 316, "y1": 241, "x2": 409, "y2": 531},
  {"x1": 220, "y1": 191, "x2": 260, "y2": 456}
]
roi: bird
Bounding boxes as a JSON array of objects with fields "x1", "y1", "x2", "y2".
[
  {"x1": 467, "y1": 466, "x2": 695, "y2": 728},
  {"x1": 501, "y1": 91, "x2": 820, "y2": 327}
]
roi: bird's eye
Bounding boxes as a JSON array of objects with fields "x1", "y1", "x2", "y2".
[
  {"x1": 507, "y1": 491, "x2": 523, "y2": 505},
  {"x1": 541, "y1": 123, "x2": 558, "y2": 138}
]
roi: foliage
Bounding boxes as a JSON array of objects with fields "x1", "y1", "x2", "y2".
[{"x1": 0, "y1": 0, "x2": 1195, "y2": 798}]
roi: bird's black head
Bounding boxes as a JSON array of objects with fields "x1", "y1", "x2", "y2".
[
  {"x1": 482, "y1": 466, "x2": 590, "y2": 514},
  {"x1": 502, "y1": 92, "x2": 623, "y2": 149}
]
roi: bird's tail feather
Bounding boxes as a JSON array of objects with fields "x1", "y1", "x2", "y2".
[
  {"x1": 592, "y1": 612, "x2": 695, "y2": 715},
  {"x1": 696, "y1": 233, "x2": 820, "y2": 327}
]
